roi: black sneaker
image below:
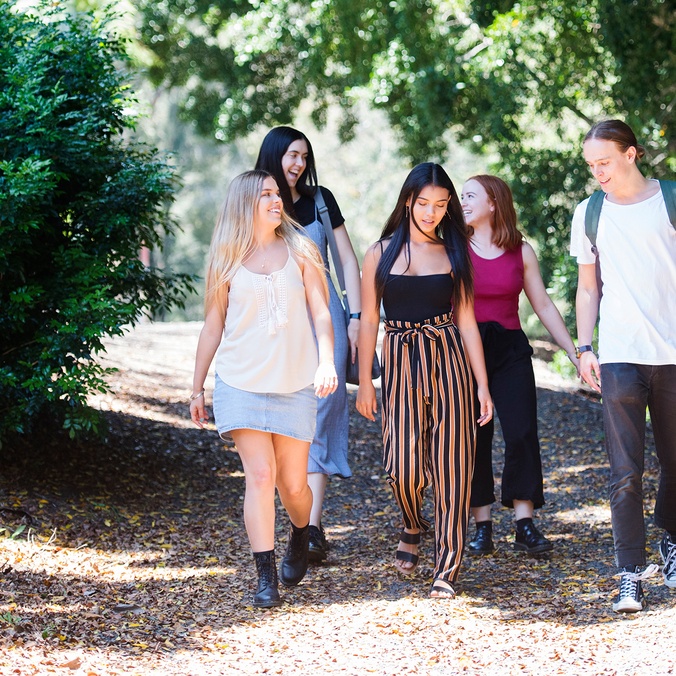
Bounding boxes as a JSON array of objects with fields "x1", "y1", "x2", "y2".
[
  {"x1": 660, "y1": 533, "x2": 676, "y2": 588},
  {"x1": 612, "y1": 565, "x2": 658, "y2": 613},
  {"x1": 513, "y1": 522, "x2": 553, "y2": 554},
  {"x1": 308, "y1": 525, "x2": 328, "y2": 563}
]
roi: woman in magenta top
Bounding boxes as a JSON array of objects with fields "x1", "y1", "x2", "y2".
[{"x1": 460, "y1": 175, "x2": 579, "y2": 554}]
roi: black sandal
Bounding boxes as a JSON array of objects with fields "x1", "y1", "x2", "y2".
[
  {"x1": 394, "y1": 529, "x2": 420, "y2": 575},
  {"x1": 430, "y1": 579, "x2": 456, "y2": 599}
]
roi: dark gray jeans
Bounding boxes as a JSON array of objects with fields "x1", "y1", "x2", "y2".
[{"x1": 601, "y1": 363, "x2": 676, "y2": 569}]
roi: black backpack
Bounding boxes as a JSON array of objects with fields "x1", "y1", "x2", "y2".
[{"x1": 583, "y1": 180, "x2": 676, "y2": 295}]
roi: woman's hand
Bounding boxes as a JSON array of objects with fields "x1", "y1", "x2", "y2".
[
  {"x1": 190, "y1": 394, "x2": 210, "y2": 429},
  {"x1": 567, "y1": 352, "x2": 581, "y2": 377},
  {"x1": 314, "y1": 361, "x2": 338, "y2": 398},
  {"x1": 356, "y1": 380, "x2": 378, "y2": 421},
  {"x1": 476, "y1": 385, "x2": 493, "y2": 427},
  {"x1": 347, "y1": 317, "x2": 360, "y2": 366}
]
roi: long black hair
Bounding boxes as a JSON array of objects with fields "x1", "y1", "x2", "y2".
[
  {"x1": 374, "y1": 162, "x2": 473, "y2": 311},
  {"x1": 254, "y1": 126, "x2": 318, "y2": 218}
]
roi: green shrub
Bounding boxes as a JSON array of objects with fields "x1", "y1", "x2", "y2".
[{"x1": 0, "y1": 1, "x2": 195, "y2": 442}]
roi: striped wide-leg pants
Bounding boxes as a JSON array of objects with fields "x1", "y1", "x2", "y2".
[{"x1": 381, "y1": 312, "x2": 476, "y2": 583}]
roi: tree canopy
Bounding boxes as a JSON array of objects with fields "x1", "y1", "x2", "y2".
[
  {"x1": 136, "y1": 0, "x2": 675, "y2": 301},
  {"x1": 0, "y1": 1, "x2": 194, "y2": 442}
]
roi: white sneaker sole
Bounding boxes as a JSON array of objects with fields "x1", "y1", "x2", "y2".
[
  {"x1": 612, "y1": 598, "x2": 643, "y2": 613},
  {"x1": 664, "y1": 576, "x2": 676, "y2": 589}
]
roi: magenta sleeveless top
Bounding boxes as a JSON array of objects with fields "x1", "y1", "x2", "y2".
[{"x1": 470, "y1": 245, "x2": 523, "y2": 330}]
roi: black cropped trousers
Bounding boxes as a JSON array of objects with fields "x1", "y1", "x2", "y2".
[{"x1": 470, "y1": 322, "x2": 545, "y2": 510}]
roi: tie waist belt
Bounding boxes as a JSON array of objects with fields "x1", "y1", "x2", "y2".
[{"x1": 384, "y1": 312, "x2": 456, "y2": 396}]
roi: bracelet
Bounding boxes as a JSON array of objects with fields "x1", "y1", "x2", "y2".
[
  {"x1": 349, "y1": 312, "x2": 361, "y2": 319},
  {"x1": 189, "y1": 389, "x2": 205, "y2": 401}
]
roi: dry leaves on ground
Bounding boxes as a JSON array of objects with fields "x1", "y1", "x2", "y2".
[{"x1": 0, "y1": 322, "x2": 674, "y2": 675}]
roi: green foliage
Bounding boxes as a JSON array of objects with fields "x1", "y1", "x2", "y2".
[
  {"x1": 0, "y1": 1, "x2": 195, "y2": 442},
  {"x1": 550, "y1": 349, "x2": 578, "y2": 381},
  {"x1": 0, "y1": 611, "x2": 23, "y2": 626},
  {"x1": 136, "y1": 0, "x2": 674, "y2": 321}
]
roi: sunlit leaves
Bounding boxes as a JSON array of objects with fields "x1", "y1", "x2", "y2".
[
  {"x1": 0, "y1": 0, "x2": 195, "y2": 441},
  {"x1": 134, "y1": 0, "x2": 673, "y2": 314}
]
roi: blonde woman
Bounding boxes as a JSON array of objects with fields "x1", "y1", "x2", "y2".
[
  {"x1": 256, "y1": 126, "x2": 361, "y2": 562},
  {"x1": 190, "y1": 170, "x2": 337, "y2": 608}
]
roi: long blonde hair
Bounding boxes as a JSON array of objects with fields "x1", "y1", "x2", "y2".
[{"x1": 205, "y1": 170, "x2": 327, "y2": 317}]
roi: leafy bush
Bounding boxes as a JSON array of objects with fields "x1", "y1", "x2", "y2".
[{"x1": 0, "y1": 1, "x2": 195, "y2": 442}]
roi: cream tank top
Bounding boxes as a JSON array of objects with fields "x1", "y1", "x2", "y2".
[{"x1": 214, "y1": 249, "x2": 318, "y2": 393}]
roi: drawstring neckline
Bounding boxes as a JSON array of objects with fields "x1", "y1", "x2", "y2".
[{"x1": 264, "y1": 274, "x2": 288, "y2": 335}]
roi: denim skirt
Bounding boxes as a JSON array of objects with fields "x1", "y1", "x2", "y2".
[{"x1": 213, "y1": 375, "x2": 317, "y2": 442}]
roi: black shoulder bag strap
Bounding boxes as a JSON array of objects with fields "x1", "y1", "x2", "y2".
[{"x1": 314, "y1": 188, "x2": 350, "y2": 321}]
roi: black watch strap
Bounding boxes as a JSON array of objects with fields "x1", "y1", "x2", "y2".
[{"x1": 575, "y1": 345, "x2": 594, "y2": 359}]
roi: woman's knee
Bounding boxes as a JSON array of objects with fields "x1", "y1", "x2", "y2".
[
  {"x1": 245, "y1": 463, "x2": 276, "y2": 491},
  {"x1": 277, "y1": 479, "x2": 310, "y2": 504}
]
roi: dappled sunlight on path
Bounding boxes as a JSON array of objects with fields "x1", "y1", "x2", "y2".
[{"x1": 1, "y1": 322, "x2": 673, "y2": 675}]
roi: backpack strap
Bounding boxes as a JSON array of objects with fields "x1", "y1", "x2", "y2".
[
  {"x1": 659, "y1": 180, "x2": 676, "y2": 230},
  {"x1": 584, "y1": 180, "x2": 676, "y2": 251},
  {"x1": 584, "y1": 190, "x2": 605, "y2": 252}
]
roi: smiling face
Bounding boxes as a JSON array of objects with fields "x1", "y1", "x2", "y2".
[
  {"x1": 583, "y1": 138, "x2": 637, "y2": 194},
  {"x1": 254, "y1": 176, "x2": 283, "y2": 232},
  {"x1": 460, "y1": 178, "x2": 494, "y2": 227},
  {"x1": 408, "y1": 184, "x2": 451, "y2": 237},
  {"x1": 281, "y1": 138, "x2": 309, "y2": 195}
]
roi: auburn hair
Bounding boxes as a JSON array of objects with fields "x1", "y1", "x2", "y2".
[{"x1": 466, "y1": 174, "x2": 523, "y2": 251}]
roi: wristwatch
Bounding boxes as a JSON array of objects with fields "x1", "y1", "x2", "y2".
[
  {"x1": 349, "y1": 312, "x2": 361, "y2": 320},
  {"x1": 575, "y1": 345, "x2": 594, "y2": 359}
]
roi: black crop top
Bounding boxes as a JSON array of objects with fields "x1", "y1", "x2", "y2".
[{"x1": 382, "y1": 274, "x2": 454, "y2": 323}]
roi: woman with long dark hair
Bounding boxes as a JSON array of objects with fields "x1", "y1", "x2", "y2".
[
  {"x1": 356, "y1": 162, "x2": 493, "y2": 598},
  {"x1": 255, "y1": 127, "x2": 361, "y2": 562}
]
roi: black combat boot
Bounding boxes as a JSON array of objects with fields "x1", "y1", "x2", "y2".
[
  {"x1": 467, "y1": 521, "x2": 494, "y2": 555},
  {"x1": 252, "y1": 550, "x2": 282, "y2": 608},
  {"x1": 279, "y1": 522, "x2": 310, "y2": 586}
]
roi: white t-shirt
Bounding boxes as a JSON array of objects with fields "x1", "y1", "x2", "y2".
[{"x1": 570, "y1": 184, "x2": 676, "y2": 365}]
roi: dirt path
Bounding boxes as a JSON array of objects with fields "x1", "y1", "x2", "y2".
[{"x1": 0, "y1": 322, "x2": 674, "y2": 675}]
